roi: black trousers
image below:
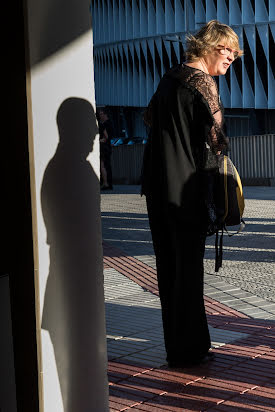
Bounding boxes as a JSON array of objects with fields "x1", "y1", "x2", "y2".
[
  {"x1": 100, "y1": 144, "x2": 113, "y2": 188},
  {"x1": 146, "y1": 195, "x2": 211, "y2": 363},
  {"x1": 104, "y1": 151, "x2": 113, "y2": 188}
]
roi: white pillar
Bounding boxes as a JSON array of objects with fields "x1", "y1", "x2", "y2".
[{"x1": 24, "y1": 1, "x2": 109, "y2": 410}]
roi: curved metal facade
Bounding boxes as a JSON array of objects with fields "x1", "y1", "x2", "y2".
[{"x1": 92, "y1": 0, "x2": 275, "y2": 109}]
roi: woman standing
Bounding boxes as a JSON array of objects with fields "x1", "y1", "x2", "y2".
[
  {"x1": 141, "y1": 20, "x2": 242, "y2": 368},
  {"x1": 98, "y1": 108, "x2": 114, "y2": 190}
]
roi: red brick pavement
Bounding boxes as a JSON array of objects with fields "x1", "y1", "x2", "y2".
[{"x1": 103, "y1": 243, "x2": 275, "y2": 411}]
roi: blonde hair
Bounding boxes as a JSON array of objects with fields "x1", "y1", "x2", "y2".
[{"x1": 185, "y1": 20, "x2": 243, "y2": 61}]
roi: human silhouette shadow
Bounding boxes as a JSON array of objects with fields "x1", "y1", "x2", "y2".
[{"x1": 41, "y1": 98, "x2": 107, "y2": 411}]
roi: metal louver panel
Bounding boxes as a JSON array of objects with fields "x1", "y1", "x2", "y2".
[{"x1": 91, "y1": 0, "x2": 275, "y2": 108}]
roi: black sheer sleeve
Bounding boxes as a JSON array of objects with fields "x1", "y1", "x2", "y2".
[{"x1": 186, "y1": 70, "x2": 228, "y2": 152}]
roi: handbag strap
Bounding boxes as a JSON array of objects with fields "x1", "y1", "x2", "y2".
[
  {"x1": 224, "y1": 218, "x2": 246, "y2": 237},
  {"x1": 215, "y1": 228, "x2": 224, "y2": 272}
]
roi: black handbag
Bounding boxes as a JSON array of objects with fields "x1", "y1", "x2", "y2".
[{"x1": 203, "y1": 144, "x2": 245, "y2": 271}]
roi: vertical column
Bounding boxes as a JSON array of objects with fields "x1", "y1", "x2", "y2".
[
  {"x1": 126, "y1": 0, "x2": 134, "y2": 39},
  {"x1": 255, "y1": 24, "x2": 268, "y2": 107},
  {"x1": 156, "y1": 0, "x2": 165, "y2": 33},
  {"x1": 148, "y1": 0, "x2": 157, "y2": 35},
  {"x1": 114, "y1": 46, "x2": 120, "y2": 106},
  {"x1": 175, "y1": 0, "x2": 185, "y2": 33},
  {"x1": 147, "y1": 39, "x2": 155, "y2": 100},
  {"x1": 217, "y1": 0, "x2": 229, "y2": 25},
  {"x1": 229, "y1": 0, "x2": 242, "y2": 25},
  {"x1": 255, "y1": 0, "x2": 269, "y2": 23},
  {"x1": 231, "y1": 25, "x2": 243, "y2": 107},
  {"x1": 243, "y1": 25, "x2": 255, "y2": 108},
  {"x1": 242, "y1": 0, "x2": 255, "y2": 24},
  {"x1": 206, "y1": 0, "x2": 217, "y2": 22},
  {"x1": 162, "y1": 39, "x2": 172, "y2": 72},
  {"x1": 24, "y1": 0, "x2": 109, "y2": 410},
  {"x1": 268, "y1": 24, "x2": 275, "y2": 108},
  {"x1": 113, "y1": 0, "x2": 120, "y2": 40},
  {"x1": 107, "y1": 0, "x2": 114, "y2": 43},
  {"x1": 123, "y1": 43, "x2": 130, "y2": 105},
  {"x1": 140, "y1": 41, "x2": 148, "y2": 106},
  {"x1": 271, "y1": 0, "x2": 275, "y2": 20},
  {"x1": 119, "y1": 44, "x2": 127, "y2": 106},
  {"x1": 133, "y1": 0, "x2": 141, "y2": 38},
  {"x1": 195, "y1": 0, "x2": 206, "y2": 29},
  {"x1": 186, "y1": 0, "x2": 195, "y2": 32},
  {"x1": 165, "y1": 0, "x2": 175, "y2": 33},
  {"x1": 154, "y1": 37, "x2": 164, "y2": 80},
  {"x1": 103, "y1": 49, "x2": 109, "y2": 103},
  {"x1": 134, "y1": 42, "x2": 141, "y2": 106},
  {"x1": 140, "y1": 0, "x2": 148, "y2": 37},
  {"x1": 119, "y1": 0, "x2": 127, "y2": 40}
]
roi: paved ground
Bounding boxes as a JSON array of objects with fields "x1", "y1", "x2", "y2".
[{"x1": 101, "y1": 185, "x2": 275, "y2": 411}]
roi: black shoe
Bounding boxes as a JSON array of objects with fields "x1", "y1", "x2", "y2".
[
  {"x1": 168, "y1": 352, "x2": 215, "y2": 369},
  {"x1": 199, "y1": 352, "x2": 215, "y2": 364}
]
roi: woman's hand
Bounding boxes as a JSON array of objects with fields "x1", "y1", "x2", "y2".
[{"x1": 100, "y1": 129, "x2": 108, "y2": 144}]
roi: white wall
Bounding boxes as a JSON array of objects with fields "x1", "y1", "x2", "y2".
[{"x1": 24, "y1": 1, "x2": 109, "y2": 410}]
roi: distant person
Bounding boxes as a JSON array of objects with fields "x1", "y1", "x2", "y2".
[
  {"x1": 98, "y1": 108, "x2": 114, "y2": 190},
  {"x1": 141, "y1": 20, "x2": 242, "y2": 368}
]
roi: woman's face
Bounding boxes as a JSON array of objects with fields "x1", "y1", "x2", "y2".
[{"x1": 204, "y1": 44, "x2": 237, "y2": 76}]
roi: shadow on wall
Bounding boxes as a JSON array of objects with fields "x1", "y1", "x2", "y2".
[{"x1": 41, "y1": 98, "x2": 107, "y2": 411}]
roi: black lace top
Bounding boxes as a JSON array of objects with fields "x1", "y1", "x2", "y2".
[{"x1": 144, "y1": 64, "x2": 228, "y2": 153}]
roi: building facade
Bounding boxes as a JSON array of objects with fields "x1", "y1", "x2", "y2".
[{"x1": 92, "y1": 0, "x2": 275, "y2": 138}]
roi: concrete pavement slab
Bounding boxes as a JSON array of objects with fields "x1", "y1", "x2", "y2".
[{"x1": 101, "y1": 185, "x2": 275, "y2": 411}]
